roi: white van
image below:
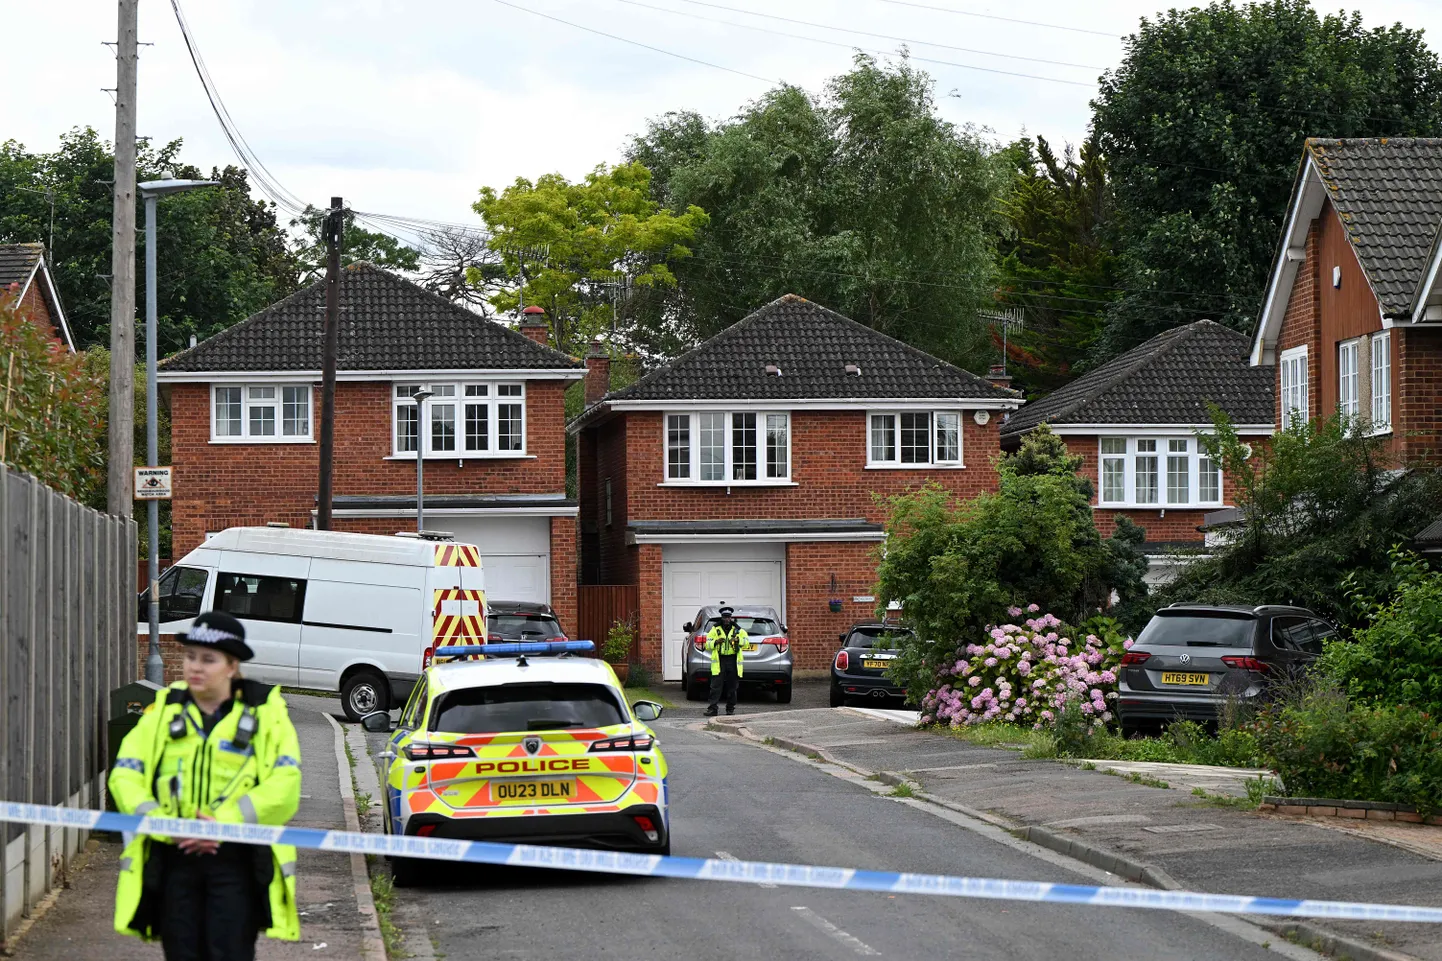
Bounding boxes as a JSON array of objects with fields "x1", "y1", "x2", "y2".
[{"x1": 137, "y1": 527, "x2": 487, "y2": 720}]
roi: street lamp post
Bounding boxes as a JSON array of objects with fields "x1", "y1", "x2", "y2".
[
  {"x1": 138, "y1": 172, "x2": 217, "y2": 684},
  {"x1": 411, "y1": 387, "x2": 434, "y2": 533}
]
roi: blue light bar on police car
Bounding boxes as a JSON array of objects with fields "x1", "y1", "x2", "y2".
[{"x1": 432, "y1": 640, "x2": 595, "y2": 659}]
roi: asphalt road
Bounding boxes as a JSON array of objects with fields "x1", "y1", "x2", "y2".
[{"x1": 370, "y1": 718, "x2": 1292, "y2": 961}]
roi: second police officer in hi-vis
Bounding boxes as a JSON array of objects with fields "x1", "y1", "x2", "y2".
[
  {"x1": 110, "y1": 611, "x2": 303, "y2": 961},
  {"x1": 703, "y1": 605, "x2": 754, "y2": 717}
]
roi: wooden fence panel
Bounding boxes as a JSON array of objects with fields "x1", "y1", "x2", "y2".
[
  {"x1": 577, "y1": 585, "x2": 640, "y2": 657},
  {"x1": 0, "y1": 468, "x2": 136, "y2": 942}
]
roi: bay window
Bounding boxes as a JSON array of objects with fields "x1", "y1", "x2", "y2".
[
  {"x1": 393, "y1": 381, "x2": 526, "y2": 457},
  {"x1": 211, "y1": 384, "x2": 312, "y2": 442},
  {"x1": 1097, "y1": 436, "x2": 1224, "y2": 508},
  {"x1": 665, "y1": 410, "x2": 790, "y2": 483},
  {"x1": 868, "y1": 410, "x2": 965, "y2": 467}
]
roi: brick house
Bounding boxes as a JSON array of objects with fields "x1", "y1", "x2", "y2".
[
  {"x1": 1250, "y1": 138, "x2": 1442, "y2": 461},
  {"x1": 999, "y1": 320, "x2": 1274, "y2": 585},
  {"x1": 570, "y1": 294, "x2": 1023, "y2": 677},
  {"x1": 0, "y1": 243, "x2": 76, "y2": 351},
  {"x1": 157, "y1": 263, "x2": 585, "y2": 632}
]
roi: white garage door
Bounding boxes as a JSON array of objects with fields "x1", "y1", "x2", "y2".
[
  {"x1": 432, "y1": 515, "x2": 551, "y2": 605},
  {"x1": 662, "y1": 543, "x2": 784, "y2": 681}
]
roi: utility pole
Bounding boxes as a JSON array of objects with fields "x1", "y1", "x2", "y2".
[
  {"x1": 107, "y1": 0, "x2": 138, "y2": 518},
  {"x1": 316, "y1": 197, "x2": 342, "y2": 530}
]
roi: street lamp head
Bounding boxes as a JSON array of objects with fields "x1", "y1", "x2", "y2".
[
  {"x1": 412, "y1": 387, "x2": 435, "y2": 404},
  {"x1": 138, "y1": 177, "x2": 220, "y2": 198}
]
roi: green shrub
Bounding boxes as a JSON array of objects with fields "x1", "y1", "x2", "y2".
[
  {"x1": 1321, "y1": 561, "x2": 1442, "y2": 717},
  {"x1": 603, "y1": 618, "x2": 635, "y2": 663},
  {"x1": 1250, "y1": 682, "x2": 1442, "y2": 815}
]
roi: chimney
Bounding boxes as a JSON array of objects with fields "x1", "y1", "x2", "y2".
[
  {"x1": 520, "y1": 305, "x2": 549, "y2": 345},
  {"x1": 585, "y1": 339, "x2": 611, "y2": 406},
  {"x1": 985, "y1": 363, "x2": 1013, "y2": 391}
]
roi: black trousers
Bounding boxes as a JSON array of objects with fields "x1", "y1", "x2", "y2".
[
  {"x1": 159, "y1": 844, "x2": 260, "y2": 961},
  {"x1": 708, "y1": 655, "x2": 740, "y2": 710}
]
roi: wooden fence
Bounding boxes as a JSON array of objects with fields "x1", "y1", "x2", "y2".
[
  {"x1": 577, "y1": 584, "x2": 640, "y2": 658},
  {"x1": 1, "y1": 466, "x2": 137, "y2": 943}
]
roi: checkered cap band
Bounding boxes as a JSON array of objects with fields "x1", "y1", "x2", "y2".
[{"x1": 185, "y1": 623, "x2": 242, "y2": 645}]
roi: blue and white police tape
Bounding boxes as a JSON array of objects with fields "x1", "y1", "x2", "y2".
[{"x1": 4, "y1": 800, "x2": 1440, "y2": 923}]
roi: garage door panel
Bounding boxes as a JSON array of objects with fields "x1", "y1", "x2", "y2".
[
  {"x1": 662, "y1": 555, "x2": 782, "y2": 681},
  {"x1": 423, "y1": 516, "x2": 552, "y2": 605},
  {"x1": 484, "y1": 554, "x2": 547, "y2": 603}
]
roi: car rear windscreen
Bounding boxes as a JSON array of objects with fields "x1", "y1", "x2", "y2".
[
  {"x1": 1137, "y1": 614, "x2": 1256, "y2": 648},
  {"x1": 488, "y1": 614, "x2": 562, "y2": 637},
  {"x1": 849, "y1": 626, "x2": 914, "y2": 646},
  {"x1": 431, "y1": 683, "x2": 625, "y2": 734},
  {"x1": 704, "y1": 617, "x2": 780, "y2": 635}
]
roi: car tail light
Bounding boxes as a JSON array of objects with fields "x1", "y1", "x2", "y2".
[
  {"x1": 632, "y1": 814, "x2": 660, "y2": 843},
  {"x1": 1120, "y1": 651, "x2": 1151, "y2": 666},
  {"x1": 693, "y1": 635, "x2": 707, "y2": 652},
  {"x1": 835, "y1": 650, "x2": 849, "y2": 671},
  {"x1": 1222, "y1": 655, "x2": 1271, "y2": 673},
  {"x1": 422, "y1": 646, "x2": 434, "y2": 669},
  {"x1": 774, "y1": 636, "x2": 789, "y2": 654},
  {"x1": 416, "y1": 824, "x2": 437, "y2": 837},
  {"x1": 488, "y1": 633, "x2": 503, "y2": 643},
  {"x1": 589, "y1": 732, "x2": 654, "y2": 752},
  {"x1": 546, "y1": 635, "x2": 569, "y2": 642},
  {"x1": 403, "y1": 743, "x2": 477, "y2": 761}
]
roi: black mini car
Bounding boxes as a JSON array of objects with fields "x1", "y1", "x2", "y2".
[{"x1": 830, "y1": 621, "x2": 914, "y2": 707}]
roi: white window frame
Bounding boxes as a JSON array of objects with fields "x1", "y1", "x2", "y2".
[
  {"x1": 391, "y1": 381, "x2": 527, "y2": 459},
  {"x1": 866, "y1": 410, "x2": 965, "y2": 468},
  {"x1": 210, "y1": 384, "x2": 313, "y2": 443},
  {"x1": 1096, "y1": 435, "x2": 1224, "y2": 509},
  {"x1": 1338, "y1": 338, "x2": 1360, "y2": 421},
  {"x1": 1370, "y1": 331, "x2": 1392, "y2": 434},
  {"x1": 1279, "y1": 345, "x2": 1309, "y2": 430},
  {"x1": 661, "y1": 410, "x2": 792, "y2": 485}
]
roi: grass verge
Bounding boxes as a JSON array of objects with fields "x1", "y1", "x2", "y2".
[
  {"x1": 625, "y1": 687, "x2": 675, "y2": 709},
  {"x1": 367, "y1": 862, "x2": 406, "y2": 958}
]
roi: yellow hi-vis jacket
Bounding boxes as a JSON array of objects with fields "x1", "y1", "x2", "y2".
[
  {"x1": 704, "y1": 624, "x2": 753, "y2": 676},
  {"x1": 108, "y1": 679, "x2": 303, "y2": 942}
]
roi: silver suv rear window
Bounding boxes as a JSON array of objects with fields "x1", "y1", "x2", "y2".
[
  {"x1": 705, "y1": 617, "x2": 780, "y2": 635},
  {"x1": 1137, "y1": 614, "x2": 1255, "y2": 648}
]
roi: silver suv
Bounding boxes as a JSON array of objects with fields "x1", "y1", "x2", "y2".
[{"x1": 680, "y1": 606, "x2": 793, "y2": 704}]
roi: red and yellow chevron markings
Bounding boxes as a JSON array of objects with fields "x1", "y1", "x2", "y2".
[
  {"x1": 432, "y1": 588, "x2": 486, "y2": 646},
  {"x1": 434, "y1": 543, "x2": 481, "y2": 568}
]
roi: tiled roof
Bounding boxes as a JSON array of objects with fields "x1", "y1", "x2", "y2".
[
  {"x1": 160, "y1": 264, "x2": 581, "y2": 373},
  {"x1": 595, "y1": 294, "x2": 1018, "y2": 405},
  {"x1": 0, "y1": 244, "x2": 43, "y2": 288},
  {"x1": 1001, "y1": 320, "x2": 1273, "y2": 435},
  {"x1": 1305, "y1": 138, "x2": 1442, "y2": 316}
]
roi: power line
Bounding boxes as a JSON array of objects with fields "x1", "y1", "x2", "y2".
[
  {"x1": 872, "y1": 0, "x2": 1122, "y2": 38},
  {"x1": 638, "y1": 0, "x2": 1105, "y2": 70},
  {"x1": 603, "y1": 0, "x2": 1096, "y2": 87},
  {"x1": 491, "y1": 0, "x2": 779, "y2": 85}
]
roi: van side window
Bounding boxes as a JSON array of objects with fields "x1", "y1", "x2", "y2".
[
  {"x1": 216, "y1": 573, "x2": 306, "y2": 623},
  {"x1": 156, "y1": 567, "x2": 209, "y2": 622}
]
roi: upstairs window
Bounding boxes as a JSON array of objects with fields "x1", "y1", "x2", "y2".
[
  {"x1": 393, "y1": 382, "x2": 526, "y2": 457},
  {"x1": 868, "y1": 411, "x2": 964, "y2": 467},
  {"x1": 1098, "y1": 436, "x2": 1224, "y2": 508},
  {"x1": 211, "y1": 384, "x2": 313, "y2": 442},
  {"x1": 1371, "y1": 331, "x2": 1391, "y2": 433},
  {"x1": 1279, "y1": 346, "x2": 1309, "y2": 430},
  {"x1": 664, "y1": 411, "x2": 790, "y2": 484},
  {"x1": 1338, "y1": 339, "x2": 1360, "y2": 421}
]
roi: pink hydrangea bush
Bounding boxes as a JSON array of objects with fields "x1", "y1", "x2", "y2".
[{"x1": 918, "y1": 606, "x2": 1130, "y2": 731}]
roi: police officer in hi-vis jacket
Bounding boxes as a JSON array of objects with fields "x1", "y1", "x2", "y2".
[
  {"x1": 704, "y1": 606, "x2": 753, "y2": 717},
  {"x1": 110, "y1": 611, "x2": 303, "y2": 961}
]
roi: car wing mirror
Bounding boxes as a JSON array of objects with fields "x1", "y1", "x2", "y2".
[
  {"x1": 360, "y1": 711, "x2": 393, "y2": 733},
  {"x1": 632, "y1": 700, "x2": 664, "y2": 722},
  {"x1": 683, "y1": 622, "x2": 693, "y2": 633}
]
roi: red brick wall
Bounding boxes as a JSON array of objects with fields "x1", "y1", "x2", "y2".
[
  {"x1": 549, "y1": 515, "x2": 578, "y2": 637},
  {"x1": 1276, "y1": 220, "x2": 1322, "y2": 426},
  {"x1": 635, "y1": 544, "x2": 663, "y2": 670},
  {"x1": 169, "y1": 379, "x2": 570, "y2": 556},
  {"x1": 784, "y1": 541, "x2": 884, "y2": 672},
  {"x1": 136, "y1": 634, "x2": 186, "y2": 683},
  {"x1": 14, "y1": 275, "x2": 67, "y2": 350},
  {"x1": 1398, "y1": 326, "x2": 1442, "y2": 464}
]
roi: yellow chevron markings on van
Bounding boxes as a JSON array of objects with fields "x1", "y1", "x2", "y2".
[
  {"x1": 434, "y1": 544, "x2": 482, "y2": 568},
  {"x1": 432, "y1": 588, "x2": 487, "y2": 646}
]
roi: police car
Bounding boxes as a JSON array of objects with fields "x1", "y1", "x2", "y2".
[{"x1": 363, "y1": 641, "x2": 670, "y2": 886}]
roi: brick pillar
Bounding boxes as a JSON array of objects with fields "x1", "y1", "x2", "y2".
[
  {"x1": 585, "y1": 340, "x2": 611, "y2": 406},
  {"x1": 520, "y1": 305, "x2": 549, "y2": 345}
]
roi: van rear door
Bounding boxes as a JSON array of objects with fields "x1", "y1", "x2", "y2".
[{"x1": 427, "y1": 543, "x2": 488, "y2": 654}]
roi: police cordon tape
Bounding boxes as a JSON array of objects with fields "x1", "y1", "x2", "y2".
[{"x1": 4, "y1": 800, "x2": 1441, "y2": 923}]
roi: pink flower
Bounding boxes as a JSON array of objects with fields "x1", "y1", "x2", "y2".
[
  {"x1": 1027, "y1": 603, "x2": 1040, "y2": 613},
  {"x1": 984, "y1": 657, "x2": 997, "y2": 667},
  {"x1": 968, "y1": 676, "x2": 981, "y2": 687},
  {"x1": 1123, "y1": 638, "x2": 1134, "y2": 650},
  {"x1": 1007, "y1": 606, "x2": 1023, "y2": 618}
]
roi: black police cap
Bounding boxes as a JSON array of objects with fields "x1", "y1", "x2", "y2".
[{"x1": 177, "y1": 611, "x2": 254, "y2": 661}]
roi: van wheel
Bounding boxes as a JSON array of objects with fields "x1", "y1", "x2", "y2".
[{"x1": 342, "y1": 671, "x2": 388, "y2": 722}]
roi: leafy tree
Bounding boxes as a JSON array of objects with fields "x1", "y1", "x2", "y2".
[
  {"x1": 0, "y1": 127, "x2": 301, "y2": 352},
  {"x1": 1091, "y1": 0, "x2": 1442, "y2": 358},
  {"x1": 472, "y1": 162, "x2": 708, "y2": 355},
  {"x1": 995, "y1": 135, "x2": 1119, "y2": 393},
  {"x1": 0, "y1": 287, "x2": 106, "y2": 505},
  {"x1": 292, "y1": 206, "x2": 420, "y2": 284},
  {"x1": 876, "y1": 426, "x2": 1148, "y2": 699},
  {"x1": 1143, "y1": 412, "x2": 1442, "y2": 628},
  {"x1": 628, "y1": 54, "x2": 1008, "y2": 369}
]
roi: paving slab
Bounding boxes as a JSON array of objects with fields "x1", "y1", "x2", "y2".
[{"x1": 725, "y1": 707, "x2": 1442, "y2": 961}]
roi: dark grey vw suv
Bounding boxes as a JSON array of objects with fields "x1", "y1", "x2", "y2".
[{"x1": 1116, "y1": 604, "x2": 1336, "y2": 736}]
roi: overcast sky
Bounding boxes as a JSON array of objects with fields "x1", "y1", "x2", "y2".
[{"x1": 8, "y1": 0, "x2": 1442, "y2": 240}]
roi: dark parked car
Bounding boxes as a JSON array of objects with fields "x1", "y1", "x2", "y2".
[
  {"x1": 486, "y1": 600, "x2": 568, "y2": 642},
  {"x1": 1116, "y1": 604, "x2": 1335, "y2": 735},
  {"x1": 830, "y1": 621, "x2": 914, "y2": 707}
]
